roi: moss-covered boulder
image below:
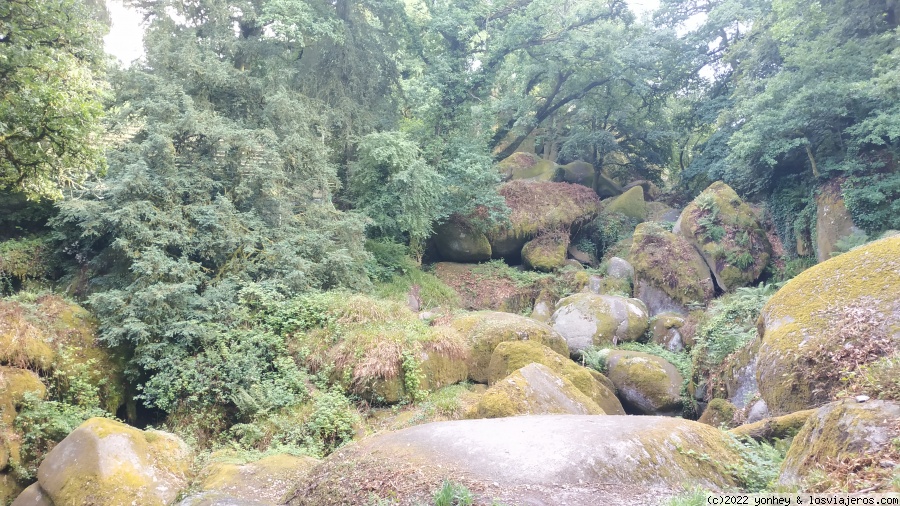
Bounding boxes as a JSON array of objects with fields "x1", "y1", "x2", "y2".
[
  {"x1": 649, "y1": 313, "x2": 687, "y2": 352},
  {"x1": 496, "y1": 152, "x2": 558, "y2": 181},
  {"x1": 10, "y1": 483, "x2": 50, "y2": 506},
  {"x1": 595, "y1": 172, "x2": 625, "y2": 198},
  {"x1": 487, "y1": 181, "x2": 600, "y2": 261},
  {"x1": 2, "y1": 473, "x2": 25, "y2": 506},
  {"x1": 729, "y1": 409, "x2": 815, "y2": 442},
  {"x1": 756, "y1": 235, "x2": 900, "y2": 414},
  {"x1": 630, "y1": 222, "x2": 715, "y2": 315},
  {"x1": 605, "y1": 186, "x2": 648, "y2": 221},
  {"x1": 0, "y1": 296, "x2": 126, "y2": 414},
  {"x1": 521, "y1": 232, "x2": 568, "y2": 272},
  {"x1": 182, "y1": 454, "x2": 320, "y2": 506},
  {"x1": 815, "y1": 183, "x2": 861, "y2": 262},
  {"x1": 721, "y1": 338, "x2": 760, "y2": 409},
  {"x1": 432, "y1": 220, "x2": 492, "y2": 262},
  {"x1": 530, "y1": 290, "x2": 555, "y2": 323},
  {"x1": 698, "y1": 398, "x2": 736, "y2": 428},
  {"x1": 604, "y1": 350, "x2": 683, "y2": 416},
  {"x1": 677, "y1": 182, "x2": 771, "y2": 291},
  {"x1": 288, "y1": 415, "x2": 745, "y2": 505},
  {"x1": 469, "y1": 364, "x2": 605, "y2": 418},
  {"x1": 556, "y1": 160, "x2": 595, "y2": 188},
  {"x1": 549, "y1": 293, "x2": 649, "y2": 354},
  {"x1": 0, "y1": 367, "x2": 46, "y2": 425},
  {"x1": 23, "y1": 417, "x2": 191, "y2": 506},
  {"x1": 606, "y1": 256, "x2": 634, "y2": 280},
  {"x1": 486, "y1": 340, "x2": 624, "y2": 415},
  {"x1": 778, "y1": 400, "x2": 900, "y2": 486},
  {"x1": 449, "y1": 312, "x2": 568, "y2": 384}
]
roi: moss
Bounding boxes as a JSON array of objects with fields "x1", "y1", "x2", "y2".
[
  {"x1": 0, "y1": 367, "x2": 46, "y2": 425},
  {"x1": 496, "y1": 153, "x2": 558, "y2": 181},
  {"x1": 551, "y1": 293, "x2": 649, "y2": 349},
  {"x1": 632, "y1": 222, "x2": 714, "y2": 313},
  {"x1": 815, "y1": 185, "x2": 857, "y2": 262},
  {"x1": 521, "y1": 233, "x2": 567, "y2": 272},
  {"x1": 729, "y1": 409, "x2": 815, "y2": 441},
  {"x1": 492, "y1": 181, "x2": 600, "y2": 239},
  {"x1": 757, "y1": 235, "x2": 900, "y2": 414},
  {"x1": 198, "y1": 454, "x2": 319, "y2": 503},
  {"x1": 678, "y1": 182, "x2": 772, "y2": 291},
  {"x1": 433, "y1": 221, "x2": 492, "y2": 263},
  {"x1": 698, "y1": 398, "x2": 737, "y2": 428},
  {"x1": 469, "y1": 363, "x2": 605, "y2": 418},
  {"x1": 448, "y1": 311, "x2": 569, "y2": 384},
  {"x1": 486, "y1": 340, "x2": 624, "y2": 415},
  {"x1": 557, "y1": 160, "x2": 595, "y2": 187},
  {"x1": 605, "y1": 186, "x2": 648, "y2": 221},
  {"x1": 605, "y1": 350, "x2": 683, "y2": 415}
]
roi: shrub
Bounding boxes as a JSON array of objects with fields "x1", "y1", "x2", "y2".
[{"x1": 432, "y1": 480, "x2": 474, "y2": 506}]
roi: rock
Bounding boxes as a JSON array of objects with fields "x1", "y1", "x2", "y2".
[
  {"x1": 10, "y1": 483, "x2": 52, "y2": 506},
  {"x1": 549, "y1": 293, "x2": 649, "y2": 354},
  {"x1": 30, "y1": 417, "x2": 191, "y2": 506},
  {"x1": 488, "y1": 181, "x2": 600, "y2": 262},
  {"x1": 756, "y1": 235, "x2": 900, "y2": 414},
  {"x1": 530, "y1": 291, "x2": 555, "y2": 323},
  {"x1": 606, "y1": 257, "x2": 634, "y2": 280},
  {"x1": 176, "y1": 492, "x2": 272, "y2": 506},
  {"x1": 745, "y1": 399, "x2": 770, "y2": 424},
  {"x1": 677, "y1": 182, "x2": 772, "y2": 291},
  {"x1": 521, "y1": 232, "x2": 568, "y2": 272},
  {"x1": 698, "y1": 398, "x2": 736, "y2": 428},
  {"x1": 728, "y1": 409, "x2": 815, "y2": 442},
  {"x1": 721, "y1": 339, "x2": 760, "y2": 409},
  {"x1": 433, "y1": 220, "x2": 492, "y2": 263},
  {"x1": 595, "y1": 172, "x2": 625, "y2": 198},
  {"x1": 419, "y1": 340, "x2": 469, "y2": 392},
  {"x1": 188, "y1": 454, "x2": 320, "y2": 506},
  {"x1": 647, "y1": 202, "x2": 678, "y2": 222},
  {"x1": 556, "y1": 160, "x2": 595, "y2": 187},
  {"x1": 496, "y1": 152, "x2": 558, "y2": 181},
  {"x1": 0, "y1": 296, "x2": 126, "y2": 415},
  {"x1": 630, "y1": 222, "x2": 715, "y2": 315},
  {"x1": 567, "y1": 243, "x2": 594, "y2": 265},
  {"x1": 449, "y1": 312, "x2": 569, "y2": 383},
  {"x1": 604, "y1": 350, "x2": 683, "y2": 416},
  {"x1": 470, "y1": 364, "x2": 606, "y2": 418},
  {"x1": 815, "y1": 183, "x2": 861, "y2": 262},
  {"x1": 289, "y1": 415, "x2": 744, "y2": 505},
  {"x1": 2, "y1": 474, "x2": 25, "y2": 506},
  {"x1": 486, "y1": 340, "x2": 624, "y2": 415},
  {"x1": 650, "y1": 313, "x2": 686, "y2": 352},
  {"x1": 0, "y1": 367, "x2": 46, "y2": 425},
  {"x1": 778, "y1": 400, "x2": 900, "y2": 486},
  {"x1": 605, "y1": 186, "x2": 648, "y2": 221}
]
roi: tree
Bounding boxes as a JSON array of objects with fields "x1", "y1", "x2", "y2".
[{"x1": 0, "y1": 0, "x2": 108, "y2": 199}]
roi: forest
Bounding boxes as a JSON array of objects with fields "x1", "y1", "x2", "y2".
[{"x1": 1, "y1": 0, "x2": 899, "y2": 504}]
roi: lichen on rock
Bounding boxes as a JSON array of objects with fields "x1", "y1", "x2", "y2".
[{"x1": 549, "y1": 293, "x2": 649, "y2": 354}]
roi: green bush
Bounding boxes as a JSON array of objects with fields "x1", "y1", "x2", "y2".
[
  {"x1": 727, "y1": 435, "x2": 787, "y2": 492},
  {"x1": 433, "y1": 480, "x2": 474, "y2": 506}
]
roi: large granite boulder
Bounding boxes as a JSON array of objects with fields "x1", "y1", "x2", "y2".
[
  {"x1": 815, "y1": 183, "x2": 861, "y2": 262},
  {"x1": 631, "y1": 222, "x2": 715, "y2": 315},
  {"x1": 521, "y1": 232, "x2": 568, "y2": 272},
  {"x1": 604, "y1": 186, "x2": 648, "y2": 221},
  {"x1": 756, "y1": 235, "x2": 900, "y2": 414},
  {"x1": 178, "y1": 454, "x2": 320, "y2": 506},
  {"x1": 603, "y1": 350, "x2": 684, "y2": 416},
  {"x1": 677, "y1": 182, "x2": 771, "y2": 291},
  {"x1": 287, "y1": 415, "x2": 745, "y2": 505},
  {"x1": 469, "y1": 363, "x2": 606, "y2": 418},
  {"x1": 496, "y1": 152, "x2": 558, "y2": 181},
  {"x1": 778, "y1": 400, "x2": 900, "y2": 486},
  {"x1": 556, "y1": 160, "x2": 596, "y2": 188},
  {"x1": 549, "y1": 293, "x2": 649, "y2": 354},
  {"x1": 486, "y1": 340, "x2": 624, "y2": 415},
  {"x1": 449, "y1": 312, "x2": 569, "y2": 384},
  {"x1": 14, "y1": 418, "x2": 191, "y2": 506}
]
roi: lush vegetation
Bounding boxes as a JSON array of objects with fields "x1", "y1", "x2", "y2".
[{"x1": 1, "y1": 0, "x2": 899, "y2": 488}]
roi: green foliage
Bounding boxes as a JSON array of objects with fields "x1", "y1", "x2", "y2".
[
  {"x1": 365, "y1": 240, "x2": 413, "y2": 282},
  {"x1": 590, "y1": 212, "x2": 639, "y2": 258},
  {"x1": 305, "y1": 390, "x2": 360, "y2": 454},
  {"x1": 432, "y1": 480, "x2": 474, "y2": 506},
  {"x1": 692, "y1": 284, "x2": 777, "y2": 376},
  {"x1": 401, "y1": 351, "x2": 427, "y2": 403},
  {"x1": 663, "y1": 488, "x2": 709, "y2": 506},
  {"x1": 727, "y1": 436, "x2": 787, "y2": 493},
  {"x1": 0, "y1": 0, "x2": 108, "y2": 199},
  {"x1": 766, "y1": 182, "x2": 816, "y2": 258},
  {"x1": 831, "y1": 229, "x2": 870, "y2": 256},
  {"x1": 843, "y1": 355, "x2": 900, "y2": 401},
  {"x1": 0, "y1": 235, "x2": 52, "y2": 293},
  {"x1": 843, "y1": 172, "x2": 900, "y2": 234}
]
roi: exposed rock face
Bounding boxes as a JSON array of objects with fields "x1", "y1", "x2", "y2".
[
  {"x1": 605, "y1": 186, "x2": 648, "y2": 221},
  {"x1": 778, "y1": 400, "x2": 900, "y2": 486},
  {"x1": 449, "y1": 312, "x2": 569, "y2": 383},
  {"x1": 432, "y1": 220, "x2": 492, "y2": 262},
  {"x1": 557, "y1": 160, "x2": 595, "y2": 188},
  {"x1": 698, "y1": 398, "x2": 736, "y2": 428},
  {"x1": 677, "y1": 182, "x2": 771, "y2": 291},
  {"x1": 815, "y1": 183, "x2": 860, "y2": 262},
  {"x1": 756, "y1": 235, "x2": 900, "y2": 414},
  {"x1": 15, "y1": 418, "x2": 191, "y2": 506},
  {"x1": 650, "y1": 313, "x2": 686, "y2": 352},
  {"x1": 630, "y1": 222, "x2": 715, "y2": 315},
  {"x1": 549, "y1": 293, "x2": 649, "y2": 354},
  {"x1": 606, "y1": 256, "x2": 634, "y2": 280},
  {"x1": 177, "y1": 454, "x2": 320, "y2": 506},
  {"x1": 729, "y1": 409, "x2": 815, "y2": 442},
  {"x1": 496, "y1": 152, "x2": 558, "y2": 181},
  {"x1": 470, "y1": 363, "x2": 606, "y2": 418},
  {"x1": 287, "y1": 415, "x2": 744, "y2": 506},
  {"x1": 486, "y1": 340, "x2": 624, "y2": 415},
  {"x1": 721, "y1": 339, "x2": 760, "y2": 409},
  {"x1": 604, "y1": 350, "x2": 684, "y2": 416}
]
